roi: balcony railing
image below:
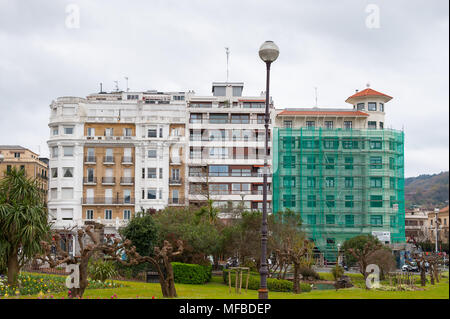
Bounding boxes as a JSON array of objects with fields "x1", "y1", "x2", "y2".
[
  {"x1": 120, "y1": 177, "x2": 134, "y2": 185},
  {"x1": 83, "y1": 177, "x2": 97, "y2": 184},
  {"x1": 122, "y1": 156, "x2": 133, "y2": 164},
  {"x1": 188, "y1": 172, "x2": 272, "y2": 177},
  {"x1": 189, "y1": 119, "x2": 270, "y2": 124},
  {"x1": 81, "y1": 197, "x2": 135, "y2": 205},
  {"x1": 101, "y1": 177, "x2": 116, "y2": 185},
  {"x1": 169, "y1": 178, "x2": 182, "y2": 185},
  {"x1": 103, "y1": 156, "x2": 115, "y2": 164},
  {"x1": 84, "y1": 156, "x2": 96, "y2": 163},
  {"x1": 168, "y1": 198, "x2": 185, "y2": 205}
]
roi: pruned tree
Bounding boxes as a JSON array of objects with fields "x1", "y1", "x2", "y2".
[
  {"x1": 284, "y1": 238, "x2": 314, "y2": 294},
  {"x1": 35, "y1": 223, "x2": 183, "y2": 298},
  {"x1": 343, "y1": 235, "x2": 382, "y2": 281}
]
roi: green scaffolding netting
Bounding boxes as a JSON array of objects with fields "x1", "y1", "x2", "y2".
[{"x1": 272, "y1": 127, "x2": 405, "y2": 262}]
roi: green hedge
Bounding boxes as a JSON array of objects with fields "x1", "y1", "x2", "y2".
[
  {"x1": 222, "y1": 269, "x2": 311, "y2": 293},
  {"x1": 172, "y1": 262, "x2": 212, "y2": 284}
]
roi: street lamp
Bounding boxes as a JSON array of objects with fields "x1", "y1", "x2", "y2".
[
  {"x1": 258, "y1": 40, "x2": 279, "y2": 300},
  {"x1": 434, "y1": 208, "x2": 440, "y2": 253}
]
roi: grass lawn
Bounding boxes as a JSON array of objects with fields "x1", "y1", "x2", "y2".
[{"x1": 6, "y1": 272, "x2": 449, "y2": 299}]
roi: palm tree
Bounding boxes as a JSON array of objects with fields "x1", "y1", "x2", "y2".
[{"x1": 0, "y1": 167, "x2": 50, "y2": 286}]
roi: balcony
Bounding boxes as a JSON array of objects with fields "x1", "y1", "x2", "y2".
[
  {"x1": 120, "y1": 177, "x2": 134, "y2": 185},
  {"x1": 101, "y1": 177, "x2": 116, "y2": 185},
  {"x1": 84, "y1": 156, "x2": 96, "y2": 164},
  {"x1": 81, "y1": 197, "x2": 135, "y2": 205},
  {"x1": 103, "y1": 156, "x2": 115, "y2": 164},
  {"x1": 121, "y1": 156, "x2": 133, "y2": 165},
  {"x1": 83, "y1": 177, "x2": 97, "y2": 185},
  {"x1": 168, "y1": 198, "x2": 185, "y2": 206},
  {"x1": 169, "y1": 178, "x2": 182, "y2": 185},
  {"x1": 188, "y1": 172, "x2": 272, "y2": 177}
]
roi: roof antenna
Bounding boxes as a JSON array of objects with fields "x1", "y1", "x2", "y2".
[
  {"x1": 314, "y1": 87, "x2": 318, "y2": 107},
  {"x1": 225, "y1": 47, "x2": 230, "y2": 83},
  {"x1": 114, "y1": 81, "x2": 119, "y2": 92},
  {"x1": 366, "y1": 82, "x2": 371, "y2": 88},
  {"x1": 99, "y1": 82, "x2": 103, "y2": 93},
  {"x1": 124, "y1": 77, "x2": 129, "y2": 92}
]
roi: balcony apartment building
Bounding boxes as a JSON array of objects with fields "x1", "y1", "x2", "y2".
[
  {"x1": 0, "y1": 145, "x2": 49, "y2": 204},
  {"x1": 47, "y1": 90, "x2": 186, "y2": 250},
  {"x1": 272, "y1": 86, "x2": 405, "y2": 260},
  {"x1": 404, "y1": 208, "x2": 429, "y2": 242},
  {"x1": 186, "y1": 82, "x2": 274, "y2": 216}
]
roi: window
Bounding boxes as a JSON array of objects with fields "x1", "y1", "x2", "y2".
[
  {"x1": 343, "y1": 140, "x2": 358, "y2": 149},
  {"x1": 231, "y1": 114, "x2": 249, "y2": 124},
  {"x1": 390, "y1": 177, "x2": 396, "y2": 189},
  {"x1": 209, "y1": 165, "x2": 229, "y2": 177},
  {"x1": 370, "y1": 156, "x2": 382, "y2": 169},
  {"x1": 389, "y1": 157, "x2": 395, "y2": 170},
  {"x1": 171, "y1": 168, "x2": 180, "y2": 180},
  {"x1": 86, "y1": 168, "x2": 94, "y2": 182},
  {"x1": 284, "y1": 120, "x2": 292, "y2": 128},
  {"x1": 283, "y1": 195, "x2": 296, "y2": 208},
  {"x1": 61, "y1": 208, "x2": 73, "y2": 220},
  {"x1": 127, "y1": 94, "x2": 139, "y2": 100},
  {"x1": 173, "y1": 95, "x2": 185, "y2": 101},
  {"x1": 283, "y1": 176, "x2": 296, "y2": 187},
  {"x1": 370, "y1": 177, "x2": 383, "y2": 188},
  {"x1": 324, "y1": 138, "x2": 338, "y2": 149},
  {"x1": 123, "y1": 190, "x2": 131, "y2": 204},
  {"x1": 368, "y1": 102, "x2": 377, "y2": 111},
  {"x1": 63, "y1": 146, "x2": 74, "y2": 157},
  {"x1": 105, "y1": 128, "x2": 114, "y2": 136},
  {"x1": 86, "y1": 210, "x2": 94, "y2": 220},
  {"x1": 368, "y1": 121, "x2": 377, "y2": 129},
  {"x1": 147, "y1": 168, "x2": 157, "y2": 178},
  {"x1": 301, "y1": 139, "x2": 319, "y2": 149},
  {"x1": 306, "y1": 121, "x2": 315, "y2": 129},
  {"x1": 159, "y1": 168, "x2": 163, "y2": 179},
  {"x1": 282, "y1": 137, "x2": 296, "y2": 149},
  {"x1": 345, "y1": 195, "x2": 354, "y2": 208},
  {"x1": 370, "y1": 195, "x2": 383, "y2": 208},
  {"x1": 142, "y1": 168, "x2": 145, "y2": 179},
  {"x1": 325, "y1": 177, "x2": 335, "y2": 188},
  {"x1": 307, "y1": 215, "x2": 316, "y2": 225},
  {"x1": 51, "y1": 168, "x2": 58, "y2": 178},
  {"x1": 379, "y1": 122, "x2": 384, "y2": 129},
  {"x1": 61, "y1": 188, "x2": 73, "y2": 200},
  {"x1": 50, "y1": 188, "x2": 57, "y2": 199},
  {"x1": 147, "y1": 189, "x2": 156, "y2": 199},
  {"x1": 306, "y1": 156, "x2": 316, "y2": 169},
  {"x1": 307, "y1": 177, "x2": 316, "y2": 188},
  {"x1": 357, "y1": 103, "x2": 365, "y2": 110},
  {"x1": 209, "y1": 184, "x2": 229, "y2": 195},
  {"x1": 52, "y1": 147, "x2": 58, "y2": 158},
  {"x1": 390, "y1": 216, "x2": 396, "y2": 227},
  {"x1": 148, "y1": 149, "x2": 157, "y2": 158},
  {"x1": 64, "y1": 126, "x2": 74, "y2": 134},
  {"x1": 345, "y1": 177, "x2": 353, "y2": 188},
  {"x1": 105, "y1": 209, "x2": 112, "y2": 220},
  {"x1": 159, "y1": 128, "x2": 163, "y2": 138},
  {"x1": 307, "y1": 195, "x2": 316, "y2": 208},
  {"x1": 344, "y1": 121, "x2": 353, "y2": 130},
  {"x1": 325, "y1": 156, "x2": 335, "y2": 169},
  {"x1": 63, "y1": 167, "x2": 73, "y2": 178},
  {"x1": 390, "y1": 196, "x2": 397, "y2": 208},
  {"x1": 325, "y1": 121, "x2": 333, "y2": 129},
  {"x1": 345, "y1": 215, "x2": 354, "y2": 226},
  {"x1": 124, "y1": 128, "x2": 132, "y2": 137},
  {"x1": 345, "y1": 157, "x2": 354, "y2": 169},
  {"x1": 370, "y1": 215, "x2": 383, "y2": 226},
  {"x1": 52, "y1": 127, "x2": 59, "y2": 135},
  {"x1": 370, "y1": 139, "x2": 382, "y2": 149},
  {"x1": 87, "y1": 127, "x2": 95, "y2": 137},
  {"x1": 148, "y1": 129, "x2": 157, "y2": 138},
  {"x1": 326, "y1": 215, "x2": 335, "y2": 225},
  {"x1": 326, "y1": 195, "x2": 335, "y2": 208},
  {"x1": 283, "y1": 156, "x2": 295, "y2": 168},
  {"x1": 123, "y1": 210, "x2": 131, "y2": 220}
]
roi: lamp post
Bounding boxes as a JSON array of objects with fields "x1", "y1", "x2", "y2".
[
  {"x1": 258, "y1": 40, "x2": 279, "y2": 299},
  {"x1": 434, "y1": 208, "x2": 440, "y2": 253}
]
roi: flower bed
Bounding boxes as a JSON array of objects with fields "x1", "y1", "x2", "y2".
[{"x1": 0, "y1": 273, "x2": 124, "y2": 297}]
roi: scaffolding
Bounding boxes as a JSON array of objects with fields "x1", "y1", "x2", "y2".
[{"x1": 272, "y1": 127, "x2": 405, "y2": 262}]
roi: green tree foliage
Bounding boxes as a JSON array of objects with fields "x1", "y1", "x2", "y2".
[
  {"x1": 342, "y1": 234, "x2": 382, "y2": 279},
  {"x1": 120, "y1": 211, "x2": 160, "y2": 257},
  {"x1": 0, "y1": 167, "x2": 50, "y2": 286},
  {"x1": 331, "y1": 265, "x2": 344, "y2": 281}
]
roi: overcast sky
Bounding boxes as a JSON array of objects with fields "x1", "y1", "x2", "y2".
[{"x1": 0, "y1": 0, "x2": 448, "y2": 177}]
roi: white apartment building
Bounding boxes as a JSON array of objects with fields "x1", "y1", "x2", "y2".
[
  {"x1": 47, "y1": 90, "x2": 186, "y2": 243},
  {"x1": 186, "y1": 82, "x2": 274, "y2": 215}
]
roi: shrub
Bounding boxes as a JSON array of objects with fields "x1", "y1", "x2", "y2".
[
  {"x1": 331, "y1": 265, "x2": 344, "y2": 281},
  {"x1": 299, "y1": 266, "x2": 320, "y2": 280},
  {"x1": 88, "y1": 259, "x2": 118, "y2": 282},
  {"x1": 172, "y1": 262, "x2": 212, "y2": 284},
  {"x1": 222, "y1": 270, "x2": 312, "y2": 293}
]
